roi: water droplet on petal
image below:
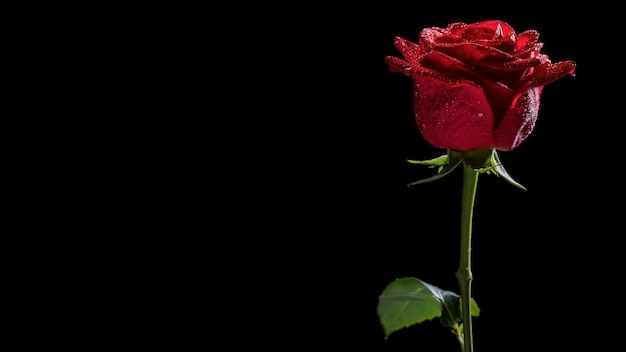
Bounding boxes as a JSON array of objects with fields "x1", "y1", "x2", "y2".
[{"x1": 495, "y1": 23, "x2": 503, "y2": 38}]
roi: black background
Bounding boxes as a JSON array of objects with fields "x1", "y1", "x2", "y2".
[
  {"x1": 153, "y1": 4, "x2": 621, "y2": 351},
  {"x1": 22, "y1": 4, "x2": 622, "y2": 351}
]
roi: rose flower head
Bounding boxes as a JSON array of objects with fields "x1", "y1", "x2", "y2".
[{"x1": 386, "y1": 20, "x2": 576, "y2": 152}]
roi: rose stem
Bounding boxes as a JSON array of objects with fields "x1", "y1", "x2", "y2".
[{"x1": 456, "y1": 161, "x2": 479, "y2": 352}]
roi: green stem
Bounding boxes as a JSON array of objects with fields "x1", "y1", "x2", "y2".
[{"x1": 456, "y1": 162, "x2": 479, "y2": 352}]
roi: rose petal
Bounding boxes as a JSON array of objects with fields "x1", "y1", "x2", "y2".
[
  {"x1": 495, "y1": 87, "x2": 542, "y2": 151},
  {"x1": 476, "y1": 57, "x2": 544, "y2": 89},
  {"x1": 515, "y1": 42, "x2": 544, "y2": 59},
  {"x1": 436, "y1": 42, "x2": 515, "y2": 64},
  {"x1": 411, "y1": 75, "x2": 496, "y2": 151},
  {"x1": 480, "y1": 56, "x2": 543, "y2": 71},
  {"x1": 392, "y1": 36, "x2": 423, "y2": 65},
  {"x1": 455, "y1": 20, "x2": 516, "y2": 47},
  {"x1": 523, "y1": 60, "x2": 577, "y2": 88},
  {"x1": 515, "y1": 30, "x2": 540, "y2": 54},
  {"x1": 419, "y1": 28, "x2": 447, "y2": 51},
  {"x1": 445, "y1": 22, "x2": 469, "y2": 35},
  {"x1": 385, "y1": 56, "x2": 411, "y2": 73},
  {"x1": 385, "y1": 55, "x2": 466, "y2": 85},
  {"x1": 420, "y1": 51, "x2": 515, "y2": 119}
]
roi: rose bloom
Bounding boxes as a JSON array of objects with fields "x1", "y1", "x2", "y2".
[{"x1": 386, "y1": 20, "x2": 576, "y2": 152}]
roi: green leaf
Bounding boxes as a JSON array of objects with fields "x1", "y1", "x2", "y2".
[
  {"x1": 377, "y1": 277, "x2": 442, "y2": 338},
  {"x1": 377, "y1": 277, "x2": 480, "y2": 339},
  {"x1": 470, "y1": 298, "x2": 480, "y2": 318},
  {"x1": 440, "y1": 291, "x2": 462, "y2": 329},
  {"x1": 439, "y1": 292, "x2": 480, "y2": 330},
  {"x1": 407, "y1": 150, "x2": 464, "y2": 187}
]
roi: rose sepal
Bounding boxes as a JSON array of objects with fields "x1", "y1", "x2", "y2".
[
  {"x1": 473, "y1": 149, "x2": 527, "y2": 191},
  {"x1": 406, "y1": 150, "x2": 463, "y2": 186},
  {"x1": 407, "y1": 149, "x2": 526, "y2": 191}
]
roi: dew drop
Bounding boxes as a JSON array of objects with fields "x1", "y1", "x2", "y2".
[
  {"x1": 477, "y1": 112, "x2": 484, "y2": 118},
  {"x1": 495, "y1": 23, "x2": 503, "y2": 38}
]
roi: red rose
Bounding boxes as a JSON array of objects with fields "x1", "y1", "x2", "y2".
[{"x1": 386, "y1": 20, "x2": 576, "y2": 152}]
